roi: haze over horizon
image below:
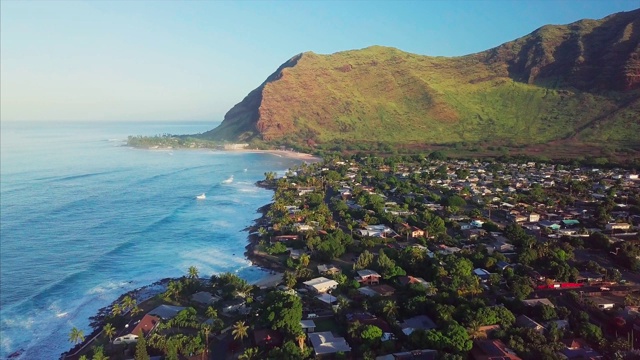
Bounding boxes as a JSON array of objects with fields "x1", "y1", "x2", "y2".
[{"x1": 1, "y1": 0, "x2": 638, "y2": 122}]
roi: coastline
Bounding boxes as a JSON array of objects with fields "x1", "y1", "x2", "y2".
[{"x1": 58, "y1": 158, "x2": 309, "y2": 359}]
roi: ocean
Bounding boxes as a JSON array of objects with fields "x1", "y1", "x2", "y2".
[{"x1": 0, "y1": 121, "x2": 301, "y2": 359}]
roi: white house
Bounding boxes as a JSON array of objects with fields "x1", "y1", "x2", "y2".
[
  {"x1": 308, "y1": 332, "x2": 351, "y2": 356},
  {"x1": 303, "y1": 277, "x2": 339, "y2": 294}
]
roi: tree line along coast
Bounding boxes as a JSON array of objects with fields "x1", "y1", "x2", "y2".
[{"x1": 63, "y1": 151, "x2": 640, "y2": 360}]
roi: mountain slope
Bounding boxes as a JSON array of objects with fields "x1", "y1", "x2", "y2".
[{"x1": 202, "y1": 9, "x2": 640, "y2": 149}]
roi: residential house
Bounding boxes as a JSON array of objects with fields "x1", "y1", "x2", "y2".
[
  {"x1": 375, "y1": 349, "x2": 438, "y2": 360},
  {"x1": 397, "y1": 276, "x2": 432, "y2": 289},
  {"x1": 473, "y1": 268, "x2": 492, "y2": 282},
  {"x1": 605, "y1": 223, "x2": 631, "y2": 231},
  {"x1": 516, "y1": 315, "x2": 544, "y2": 332},
  {"x1": 589, "y1": 297, "x2": 615, "y2": 310},
  {"x1": 221, "y1": 298, "x2": 247, "y2": 314},
  {"x1": 370, "y1": 284, "x2": 396, "y2": 297},
  {"x1": 522, "y1": 298, "x2": 555, "y2": 308},
  {"x1": 528, "y1": 212, "x2": 541, "y2": 222},
  {"x1": 300, "y1": 319, "x2": 316, "y2": 333},
  {"x1": 356, "y1": 270, "x2": 381, "y2": 285},
  {"x1": 308, "y1": 331, "x2": 351, "y2": 356},
  {"x1": 399, "y1": 315, "x2": 437, "y2": 335},
  {"x1": 317, "y1": 264, "x2": 341, "y2": 276},
  {"x1": 191, "y1": 291, "x2": 221, "y2": 305},
  {"x1": 113, "y1": 314, "x2": 160, "y2": 344},
  {"x1": 559, "y1": 338, "x2": 603, "y2": 359},
  {"x1": 148, "y1": 305, "x2": 186, "y2": 320},
  {"x1": 471, "y1": 339, "x2": 522, "y2": 360},
  {"x1": 303, "y1": 277, "x2": 339, "y2": 294}
]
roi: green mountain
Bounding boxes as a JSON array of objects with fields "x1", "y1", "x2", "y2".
[{"x1": 203, "y1": 9, "x2": 640, "y2": 153}]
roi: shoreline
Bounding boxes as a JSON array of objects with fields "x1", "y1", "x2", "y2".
[
  {"x1": 129, "y1": 145, "x2": 322, "y2": 162},
  {"x1": 57, "y1": 163, "x2": 307, "y2": 359}
]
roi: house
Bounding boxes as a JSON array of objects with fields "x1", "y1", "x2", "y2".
[
  {"x1": 516, "y1": 315, "x2": 544, "y2": 332},
  {"x1": 528, "y1": 212, "x2": 541, "y2": 222},
  {"x1": 221, "y1": 298, "x2": 247, "y2": 314},
  {"x1": 113, "y1": 314, "x2": 160, "y2": 344},
  {"x1": 293, "y1": 223, "x2": 314, "y2": 232},
  {"x1": 605, "y1": 223, "x2": 631, "y2": 231},
  {"x1": 358, "y1": 287, "x2": 380, "y2": 297},
  {"x1": 410, "y1": 226, "x2": 425, "y2": 238},
  {"x1": 522, "y1": 298, "x2": 555, "y2": 308},
  {"x1": 495, "y1": 261, "x2": 512, "y2": 271},
  {"x1": 399, "y1": 315, "x2": 437, "y2": 335},
  {"x1": 589, "y1": 297, "x2": 615, "y2": 310},
  {"x1": 308, "y1": 331, "x2": 351, "y2": 356},
  {"x1": 303, "y1": 277, "x2": 339, "y2": 294},
  {"x1": 375, "y1": 349, "x2": 438, "y2": 360},
  {"x1": 191, "y1": 291, "x2": 221, "y2": 305},
  {"x1": 473, "y1": 268, "x2": 492, "y2": 282},
  {"x1": 253, "y1": 329, "x2": 283, "y2": 349},
  {"x1": 559, "y1": 338, "x2": 603, "y2": 359},
  {"x1": 271, "y1": 235, "x2": 299, "y2": 244},
  {"x1": 356, "y1": 269, "x2": 381, "y2": 285},
  {"x1": 397, "y1": 276, "x2": 431, "y2": 289},
  {"x1": 488, "y1": 238, "x2": 515, "y2": 254},
  {"x1": 148, "y1": 305, "x2": 186, "y2": 320},
  {"x1": 471, "y1": 339, "x2": 522, "y2": 360},
  {"x1": 300, "y1": 319, "x2": 316, "y2": 333},
  {"x1": 317, "y1": 264, "x2": 341, "y2": 276},
  {"x1": 370, "y1": 284, "x2": 396, "y2": 297}
]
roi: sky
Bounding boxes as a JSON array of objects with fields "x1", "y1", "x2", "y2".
[{"x1": 1, "y1": 0, "x2": 638, "y2": 122}]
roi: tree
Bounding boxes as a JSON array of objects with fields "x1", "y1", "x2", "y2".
[
  {"x1": 239, "y1": 347, "x2": 262, "y2": 360},
  {"x1": 355, "y1": 250, "x2": 374, "y2": 270},
  {"x1": 135, "y1": 332, "x2": 151, "y2": 360},
  {"x1": 103, "y1": 323, "x2": 115, "y2": 342},
  {"x1": 382, "y1": 300, "x2": 398, "y2": 321},
  {"x1": 91, "y1": 346, "x2": 108, "y2": 360},
  {"x1": 188, "y1": 265, "x2": 199, "y2": 279},
  {"x1": 201, "y1": 325, "x2": 211, "y2": 360},
  {"x1": 360, "y1": 325, "x2": 383, "y2": 344},
  {"x1": 283, "y1": 271, "x2": 297, "y2": 288},
  {"x1": 111, "y1": 303, "x2": 123, "y2": 317},
  {"x1": 69, "y1": 327, "x2": 85, "y2": 345},
  {"x1": 232, "y1": 321, "x2": 249, "y2": 342},
  {"x1": 206, "y1": 306, "x2": 218, "y2": 321},
  {"x1": 299, "y1": 253, "x2": 310, "y2": 268},
  {"x1": 445, "y1": 195, "x2": 467, "y2": 209},
  {"x1": 261, "y1": 291, "x2": 303, "y2": 336}
]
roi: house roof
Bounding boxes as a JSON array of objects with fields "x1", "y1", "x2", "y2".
[
  {"x1": 473, "y1": 339, "x2": 522, "y2": 360},
  {"x1": 370, "y1": 284, "x2": 396, "y2": 296},
  {"x1": 400, "y1": 315, "x2": 437, "y2": 335},
  {"x1": 191, "y1": 291, "x2": 220, "y2": 305},
  {"x1": 357, "y1": 269, "x2": 381, "y2": 278},
  {"x1": 131, "y1": 314, "x2": 160, "y2": 337},
  {"x1": 148, "y1": 305, "x2": 186, "y2": 320},
  {"x1": 521, "y1": 298, "x2": 555, "y2": 308},
  {"x1": 308, "y1": 331, "x2": 351, "y2": 355},
  {"x1": 300, "y1": 320, "x2": 316, "y2": 329},
  {"x1": 303, "y1": 277, "x2": 338, "y2": 288}
]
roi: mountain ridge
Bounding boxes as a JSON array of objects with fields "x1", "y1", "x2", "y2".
[{"x1": 202, "y1": 9, "x2": 640, "y2": 152}]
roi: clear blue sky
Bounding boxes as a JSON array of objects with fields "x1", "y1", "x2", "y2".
[{"x1": 1, "y1": 0, "x2": 638, "y2": 122}]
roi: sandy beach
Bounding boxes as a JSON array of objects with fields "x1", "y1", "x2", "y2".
[{"x1": 224, "y1": 149, "x2": 322, "y2": 162}]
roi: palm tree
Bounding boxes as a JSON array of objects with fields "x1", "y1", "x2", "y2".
[
  {"x1": 69, "y1": 327, "x2": 85, "y2": 345},
  {"x1": 238, "y1": 347, "x2": 261, "y2": 360},
  {"x1": 296, "y1": 333, "x2": 306, "y2": 351},
  {"x1": 201, "y1": 325, "x2": 211, "y2": 360},
  {"x1": 188, "y1": 265, "x2": 199, "y2": 280},
  {"x1": 131, "y1": 305, "x2": 143, "y2": 317},
  {"x1": 299, "y1": 253, "x2": 310, "y2": 268},
  {"x1": 122, "y1": 295, "x2": 136, "y2": 313},
  {"x1": 205, "y1": 306, "x2": 218, "y2": 320},
  {"x1": 103, "y1": 323, "x2": 116, "y2": 342},
  {"x1": 347, "y1": 320, "x2": 361, "y2": 340},
  {"x1": 232, "y1": 321, "x2": 249, "y2": 343},
  {"x1": 165, "y1": 280, "x2": 182, "y2": 301},
  {"x1": 337, "y1": 296, "x2": 350, "y2": 312},
  {"x1": 111, "y1": 303, "x2": 123, "y2": 317},
  {"x1": 382, "y1": 300, "x2": 398, "y2": 321}
]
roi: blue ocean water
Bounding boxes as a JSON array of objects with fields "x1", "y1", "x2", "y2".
[{"x1": 0, "y1": 121, "x2": 299, "y2": 359}]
